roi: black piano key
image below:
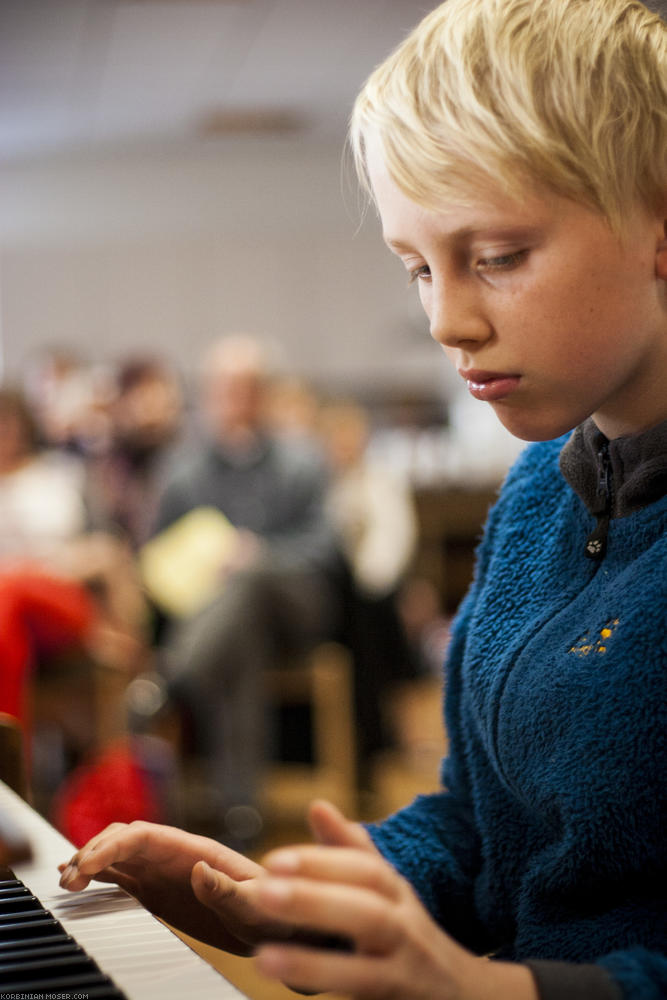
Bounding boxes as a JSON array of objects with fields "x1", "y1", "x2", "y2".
[
  {"x1": 0, "y1": 951, "x2": 101, "y2": 983},
  {"x1": 0, "y1": 893, "x2": 41, "y2": 912},
  {"x1": 0, "y1": 940, "x2": 82, "y2": 962},
  {"x1": 84, "y1": 988, "x2": 128, "y2": 999},
  {"x1": 0, "y1": 970, "x2": 115, "y2": 992},
  {"x1": 0, "y1": 906, "x2": 51, "y2": 923},
  {"x1": 0, "y1": 992, "x2": 121, "y2": 1000},
  {"x1": 6, "y1": 990, "x2": 126, "y2": 1000},
  {"x1": 0, "y1": 868, "x2": 128, "y2": 998},
  {"x1": 0, "y1": 916, "x2": 63, "y2": 939},
  {"x1": 0, "y1": 931, "x2": 74, "y2": 951}
]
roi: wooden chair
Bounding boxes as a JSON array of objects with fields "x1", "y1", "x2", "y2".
[
  {"x1": 370, "y1": 676, "x2": 448, "y2": 818},
  {"x1": 262, "y1": 642, "x2": 358, "y2": 825}
]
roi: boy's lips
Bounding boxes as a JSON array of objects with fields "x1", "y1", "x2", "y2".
[{"x1": 459, "y1": 369, "x2": 522, "y2": 402}]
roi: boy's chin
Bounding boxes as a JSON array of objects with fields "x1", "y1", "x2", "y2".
[{"x1": 492, "y1": 405, "x2": 580, "y2": 443}]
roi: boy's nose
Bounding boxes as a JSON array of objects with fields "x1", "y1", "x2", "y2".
[{"x1": 428, "y1": 281, "x2": 491, "y2": 349}]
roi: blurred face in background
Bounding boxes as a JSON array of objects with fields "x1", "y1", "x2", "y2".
[
  {"x1": 199, "y1": 336, "x2": 272, "y2": 444},
  {"x1": 114, "y1": 372, "x2": 183, "y2": 455},
  {"x1": 201, "y1": 362, "x2": 268, "y2": 443}
]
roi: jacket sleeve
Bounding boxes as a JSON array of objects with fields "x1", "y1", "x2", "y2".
[
  {"x1": 526, "y1": 959, "x2": 622, "y2": 1000},
  {"x1": 526, "y1": 946, "x2": 667, "y2": 1000}
]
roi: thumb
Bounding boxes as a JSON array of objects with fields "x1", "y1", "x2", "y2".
[
  {"x1": 191, "y1": 860, "x2": 298, "y2": 953},
  {"x1": 307, "y1": 799, "x2": 377, "y2": 852},
  {"x1": 191, "y1": 860, "x2": 238, "y2": 908}
]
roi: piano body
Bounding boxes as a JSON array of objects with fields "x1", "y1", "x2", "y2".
[{"x1": 0, "y1": 778, "x2": 249, "y2": 998}]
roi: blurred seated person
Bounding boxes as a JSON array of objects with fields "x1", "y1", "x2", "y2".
[
  {"x1": 0, "y1": 385, "x2": 150, "y2": 736},
  {"x1": 265, "y1": 375, "x2": 322, "y2": 445},
  {"x1": 23, "y1": 347, "x2": 115, "y2": 459},
  {"x1": 0, "y1": 385, "x2": 90, "y2": 568},
  {"x1": 319, "y1": 400, "x2": 421, "y2": 777},
  {"x1": 148, "y1": 335, "x2": 341, "y2": 845},
  {"x1": 87, "y1": 356, "x2": 185, "y2": 551}
]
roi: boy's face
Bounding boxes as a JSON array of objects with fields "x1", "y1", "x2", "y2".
[{"x1": 368, "y1": 146, "x2": 667, "y2": 441}]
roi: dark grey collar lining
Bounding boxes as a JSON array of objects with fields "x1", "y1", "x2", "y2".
[{"x1": 559, "y1": 418, "x2": 667, "y2": 519}]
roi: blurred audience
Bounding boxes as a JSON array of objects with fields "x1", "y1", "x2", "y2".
[
  {"x1": 0, "y1": 386, "x2": 90, "y2": 567},
  {"x1": 319, "y1": 400, "x2": 421, "y2": 783},
  {"x1": 320, "y1": 400, "x2": 418, "y2": 599},
  {"x1": 147, "y1": 334, "x2": 341, "y2": 846},
  {"x1": 0, "y1": 384, "x2": 150, "y2": 756},
  {"x1": 369, "y1": 380, "x2": 524, "y2": 488},
  {"x1": 2, "y1": 341, "x2": 501, "y2": 840},
  {"x1": 265, "y1": 375, "x2": 322, "y2": 444},
  {"x1": 23, "y1": 347, "x2": 115, "y2": 458},
  {"x1": 87, "y1": 356, "x2": 185, "y2": 551}
]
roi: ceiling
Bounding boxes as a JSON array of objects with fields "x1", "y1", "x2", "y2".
[{"x1": 0, "y1": 0, "x2": 434, "y2": 165}]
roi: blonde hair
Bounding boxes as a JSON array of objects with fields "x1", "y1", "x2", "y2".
[{"x1": 350, "y1": 0, "x2": 667, "y2": 228}]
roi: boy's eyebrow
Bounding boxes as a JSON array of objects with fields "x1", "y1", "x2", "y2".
[
  {"x1": 384, "y1": 223, "x2": 544, "y2": 253},
  {"x1": 385, "y1": 237, "x2": 421, "y2": 252}
]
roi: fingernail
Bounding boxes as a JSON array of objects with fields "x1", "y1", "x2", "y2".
[
  {"x1": 60, "y1": 864, "x2": 76, "y2": 886},
  {"x1": 266, "y1": 849, "x2": 300, "y2": 873},
  {"x1": 198, "y1": 861, "x2": 217, "y2": 891}
]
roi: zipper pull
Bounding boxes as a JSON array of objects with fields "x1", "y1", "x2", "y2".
[
  {"x1": 584, "y1": 441, "x2": 613, "y2": 561},
  {"x1": 584, "y1": 513, "x2": 610, "y2": 559}
]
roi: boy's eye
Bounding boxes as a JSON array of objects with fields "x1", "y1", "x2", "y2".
[
  {"x1": 475, "y1": 249, "x2": 528, "y2": 272},
  {"x1": 407, "y1": 264, "x2": 431, "y2": 284}
]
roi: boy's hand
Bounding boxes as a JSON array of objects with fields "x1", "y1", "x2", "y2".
[
  {"x1": 253, "y1": 800, "x2": 538, "y2": 1000},
  {"x1": 58, "y1": 821, "x2": 294, "y2": 955}
]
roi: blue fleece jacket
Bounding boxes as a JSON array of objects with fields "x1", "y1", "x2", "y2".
[{"x1": 369, "y1": 423, "x2": 667, "y2": 999}]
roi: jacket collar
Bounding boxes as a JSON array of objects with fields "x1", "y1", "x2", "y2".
[{"x1": 559, "y1": 417, "x2": 667, "y2": 519}]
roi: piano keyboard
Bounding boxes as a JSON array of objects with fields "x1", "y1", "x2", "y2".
[
  {"x1": 1, "y1": 866, "x2": 128, "y2": 997},
  {"x1": 0, "y1": 779, "x2": 249, "y2": 998}
]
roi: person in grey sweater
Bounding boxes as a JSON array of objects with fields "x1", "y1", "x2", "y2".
[{"x1": 151, "y1": 335, "x2": 340, "y2": 844}]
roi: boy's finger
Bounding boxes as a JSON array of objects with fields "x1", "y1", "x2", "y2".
[
  {"x1": 191, "y1": 859, "x2": 245, "y2": 907},
  {"x1": 191, "y1": 861, "x2": 295, "y2": 945},
  {"x1": 307, "y1": 799, "x2": 376, "y2": 852},
  {"x1": 59, "y1": 858, "x2": 140, "y2": 894},
  {"x1": 59, "y1": 824, "x2": 153, "y2": 887},
  {"x1": 255, "y1": 942, "x2": 384, "y2": 997},
  {"x1": 255, "y1": 876, "x2": 402, "y2": 954},
  {"x1": 59, "y1": 822, "x2": 128, "y2": 877},
  {"x1": 263, "y1": 844, "x2": 404, "y2": 901},
  {"x1": 59, "y1": 864, "x2": 94, "y2": 891}
]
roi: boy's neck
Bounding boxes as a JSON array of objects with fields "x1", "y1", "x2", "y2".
[{"x1": 592, "y1": 356, "x2": 667, "y2": 439}]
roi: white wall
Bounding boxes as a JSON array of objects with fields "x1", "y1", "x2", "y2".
[{"x1": 0, "y1": 139, "x2": 451, "y2": 399}]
